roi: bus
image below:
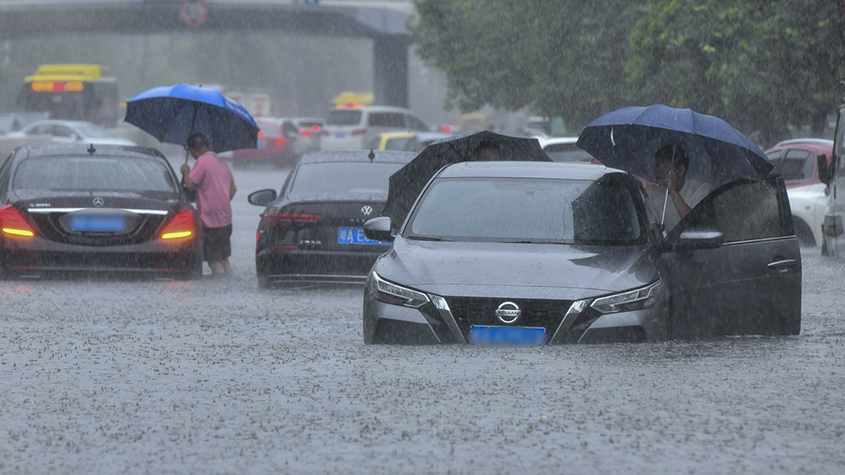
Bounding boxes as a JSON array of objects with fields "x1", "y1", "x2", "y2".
[{"x1": 15, "y1": 64, "x2": 118, "y2": 127}]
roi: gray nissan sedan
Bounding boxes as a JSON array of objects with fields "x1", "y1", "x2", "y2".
[{"x1": 362, "y1": 161, "x2": 801, "y2": 345}]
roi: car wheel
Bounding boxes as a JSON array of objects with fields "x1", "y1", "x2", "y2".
[
  {"x1": 176, "y1": 254, "x2": 203, "y2": 281},
  {"x1": 793, "y1": 219, "x2": 816, "y2": 247}
]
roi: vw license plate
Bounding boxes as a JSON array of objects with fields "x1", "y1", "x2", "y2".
[
  {"x1": 469, "y1": 326, "x2": 547, "y2": 346},
  {"x1": 338, "y1": 227, "x2": 389, "y2": 245},
  {"x1": 71, "y1": 215, "x2": 126, "y2": 232}
]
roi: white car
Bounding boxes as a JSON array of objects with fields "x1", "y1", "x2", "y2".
[
  {"x1": 537, "y1": 136, "x2": 594, "y2": 162},
  {"x1": 8, "y1": 120, "x2": 136, "y2": 146},
  {"x1": 764, "y1": 138, "x2": 832, "y2": 248},
  {"x1": 321, "y1": 106, "x2": 429, "y2": 151}
]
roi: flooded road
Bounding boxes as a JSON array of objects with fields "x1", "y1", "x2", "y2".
[{"x1": 1, "y1": 166, "x2": 844, "y2": 474}]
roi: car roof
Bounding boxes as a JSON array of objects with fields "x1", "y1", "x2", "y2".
[
  {"x1": 536, "y1": 136, "x2": 579, "y2": 148},
  {"x1": 12, "y1": 143, "x2": 169, "y2": 161},
  {"x1": 329, "y1": 105, "x2": 414, "y2": 114},
  {"x1": 436, "y1": 161, "x2": 623, "y2": 181},
  {"x1": 24, "y1": 120, "x2": 93, "y2": 128},
  {"x1": 774, "y1": 138, "x2": 833, "y2": 147},
  {"x1": 298, "y1": 150, "x2": 417, "y2": 165},
  {"x1": 377, "y1": 131, "x2": 416, "y2": 139}
]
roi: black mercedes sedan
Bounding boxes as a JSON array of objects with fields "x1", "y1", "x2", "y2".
[
  {"x1": 0, "y1": 144, "x2": 201, "y2": 279},
  {"x1": 362, "y1": 161, "x2": 802, "y2": 345},
  {"x1": 247, "y1": 150, "x2": 416, "y2": 287}
]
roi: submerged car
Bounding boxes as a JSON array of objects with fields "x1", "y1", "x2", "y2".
[
  {"x1": 7, "y1": 119, "x2": 136, "y2": 146},
  {"x1": 247, "y1": 150, "x2": 416, "y2": 287},
  {"x1": 363, "y1": 161, "x2": 801, "y2": 345},
  {"x1": 0, "y1": 144, "x2": 202, "y2": 279}
]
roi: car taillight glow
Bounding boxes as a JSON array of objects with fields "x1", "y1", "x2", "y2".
[
  {"x1": 351, "y1": 128, "x2": 365, "y2": 136},
  {"x1": 0, "y1": 205, "x2": 35, "y2": 238},
  {"x1": 311, "y1": 125, "x2": 321, "y2": 132},
  {"x1": 441, "y1": 125, "x2": 452, "y2": 133},
  {"x1": 265, "y1": 212, "x2": 322, "y2": 229},
  {"x1": 257, "y1": 130, "x2": 265, "y2": 138},
  {"x1": 160, "y1": 209, "x2": 194, "y2": 241},
  {"x1": 275, "y1": 138, "x2": 285, "y2": 146}
]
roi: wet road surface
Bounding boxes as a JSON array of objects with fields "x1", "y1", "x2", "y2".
[{"x1": 1, "y1": 166, "x2": 844, "y2": 474}]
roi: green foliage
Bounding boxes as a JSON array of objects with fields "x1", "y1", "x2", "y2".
[{"x1": 414, "y1": 0, "x2": 845, "y2": 142}]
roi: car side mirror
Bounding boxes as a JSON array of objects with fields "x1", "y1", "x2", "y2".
[
  {"x1": 363, "y1": 216, "x2": 394, "y2": 243},
  {"x1": 818, "y1": 154, "x2": 830, "y2": 185},
  {"x1": 662, "y1": 227, "x2": 724, "y2": 252},
  {"x1": 248, "y1": 189, "x2": 277, "y2": 207}
]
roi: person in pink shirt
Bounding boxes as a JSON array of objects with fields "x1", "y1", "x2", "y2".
[{"x1": 180, "y1": 133, "x2": 238, "y2": 276}]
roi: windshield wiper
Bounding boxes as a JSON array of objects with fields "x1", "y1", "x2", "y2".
[{"x1": 408, "y1": 235, "x2": 442, "y2": 241}]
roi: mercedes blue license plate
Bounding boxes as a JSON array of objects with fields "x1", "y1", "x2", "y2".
[
  {"x1": 70, "y1": 215, "x2": 126, "y2": 232},
  {"x1": 468, "y1": 326, "x2": 547, "y2": 346},
  {"x1": 338, "y1": 227, "x2": 389, "y2": 245}
]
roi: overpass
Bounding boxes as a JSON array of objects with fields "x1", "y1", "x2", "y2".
[{"x1": 0, "y1": 0, "x2": 416, "y2": 107}]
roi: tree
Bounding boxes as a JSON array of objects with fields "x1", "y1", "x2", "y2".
[
  {"x1": 628, "y1": 0, "x2": 845, "y2": 144},
  {"x1": 412, "y1": 0, "x2": 845, "y2": 142},
  {"x1": 411, "y1": 0, "x2": 646, "y2": 130}
]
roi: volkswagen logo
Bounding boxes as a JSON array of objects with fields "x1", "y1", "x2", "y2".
[
  {"x1": 361, "y1": 205, "x2": 373, "y2": 216},
  {"x1": 495, "y1": 301, "x2": 522, "y2": 324},
  {"x1": 92, "y1": 197, "x2": 105, "y2": 207}
]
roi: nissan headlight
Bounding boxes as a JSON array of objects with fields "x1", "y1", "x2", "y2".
[
  {"x1": 371, "y1": 271, "x2": 430, "y2": 308},
  {"x1": 590, "y1": 280, "x2": 663, "y2": 314}
]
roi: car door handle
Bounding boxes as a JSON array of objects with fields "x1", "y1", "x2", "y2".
[{"x1": 767, "y1": 259, "x2": 798, "y2": 271}]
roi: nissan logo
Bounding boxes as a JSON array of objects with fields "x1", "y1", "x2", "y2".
[
  {"x1": 92, "y1": 197, "x2": 104, "y2": 207},
  {"x1": 495, "y1": 301, "x2": 522, "y2": 324},
  {"x1": 361, "y1": 205, "x2": 373, "y2": 216}
]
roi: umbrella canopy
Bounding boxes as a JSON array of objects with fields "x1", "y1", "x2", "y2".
[
  {"x1": 124, "y1": 84, "x2": 259, "y2": 153},
  {"x1": 575, "y1": 104, "x2": 773, "y2": 189},
  {"x1": 382, "y1": 129, "x2": 551, "y2": 226}
]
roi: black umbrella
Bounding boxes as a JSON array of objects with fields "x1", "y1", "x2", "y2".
[{"x1": 382, "y1": 130, "x2": 551, "y2": 226}]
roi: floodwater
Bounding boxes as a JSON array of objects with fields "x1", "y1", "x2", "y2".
[{"x1": 1, "y1": 166, "x2": 844, "y2": 474}]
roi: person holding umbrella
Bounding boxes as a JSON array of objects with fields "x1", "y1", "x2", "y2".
[
  {"x1": 180, "y1": 133, "x2": 238, "y2": 276},
  {"x1": 645, "y1": 144, "x2": 712, "y2": 232}
]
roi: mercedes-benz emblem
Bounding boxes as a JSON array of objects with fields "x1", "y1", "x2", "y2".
[
  {"x1": 495, "y1": 301, "x2": 522, "y2": 324},
  {"x1": 92, "y1": 197, "x2": 105, "y2": 207},
  {"x1": 361, "y1": 205, "x2": 373, "y2": 216}
]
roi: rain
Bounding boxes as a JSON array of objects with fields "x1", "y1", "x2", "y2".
[{"x1": 1, "y1": 1, "x2": 845, "y2": 473}]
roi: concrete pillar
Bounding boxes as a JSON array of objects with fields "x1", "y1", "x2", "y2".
[{"x1": 373, "y1": 34, "x2": 411, "y2": 108}]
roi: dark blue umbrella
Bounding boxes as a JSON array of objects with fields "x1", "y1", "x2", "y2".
[
  {"x1": 575, "y1": 104, "x2": 773, "y2": 189},
  {"x1": 382, "y1": 129, "x2": 550, "y2": 226},
  {"x1": 124, "y1": 84, "x2": 259, "y2": 155}
]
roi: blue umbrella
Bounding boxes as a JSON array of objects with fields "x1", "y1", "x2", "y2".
[
  {"x1": 124, "y1": 84, "x2": 259, "y2": 155},
  {"x1": 575, "y1": 104, "x2": 773, "y2": 189}
]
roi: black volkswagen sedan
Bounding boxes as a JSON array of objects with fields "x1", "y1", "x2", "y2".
[
  {"x1": 248, "y1": 150, "x2": 416, "y2": 287},
  {"x1": 0, "y1": 144, "x2": 201, "y2": 279},
  {"x1": 363, "y1": 161, "x2": 802, "y2": 345}
]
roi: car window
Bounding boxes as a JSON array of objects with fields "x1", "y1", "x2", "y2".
[
  {"x1": 543, "y1": 143, "x2": 593, "y2": 162},
  {"x1": 27, "y1": 125, "x2": 52, "y2": 135},
  {"x1": 282, "y1": 122, "x2": 298, "y2": 136},
  {"x1": 769, "y1": 149, "x2": 813, "y2": 182},
  {"x1": 384, "y1": 137, "x2": 412, "y2": 151},
  {"x1": 13, "y1": 156, "x2": 177, "y2": 193},
  {"x1": 684, "y1": 180, "x2": 785, "y2": 243},
  {"x1": 407, "y1": 175, "x2": 644, "y2": 244},
  {"x1": 407, "y1": 114, "x2": 428, "y2": 131},
  {"x1": 73, "y1": 123, "x2": 112, "y2": 138},
  {"x1": 53, "y1": 126, "x2": 75, "y2": 138},
  {"x1": 367, "y1": 112, "x2": 406, "y2": 127},
  {"x1": 326, "y1": 110, "x2": 362, "y2": 126},
  {"x1": 290, "y1": 162, "x2": 405, "y2": 194}
]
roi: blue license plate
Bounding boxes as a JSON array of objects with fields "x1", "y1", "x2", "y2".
[
  {"x1": 335, "y1": 133, "x2": 346, "y2": 139},
  {"x1": 71, "y1": 215, "x2": 126, "y2": 232},
  {"x1": 468, "y1": 326, "x2": 547, "y2": 346},
  {"x1": 338, "y1": 227, "x2": 389, "y2": 245}
]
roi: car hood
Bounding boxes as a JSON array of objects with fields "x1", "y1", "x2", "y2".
[{"x1": 374, "y1": 237, "x2": 661, "y2": 300}]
